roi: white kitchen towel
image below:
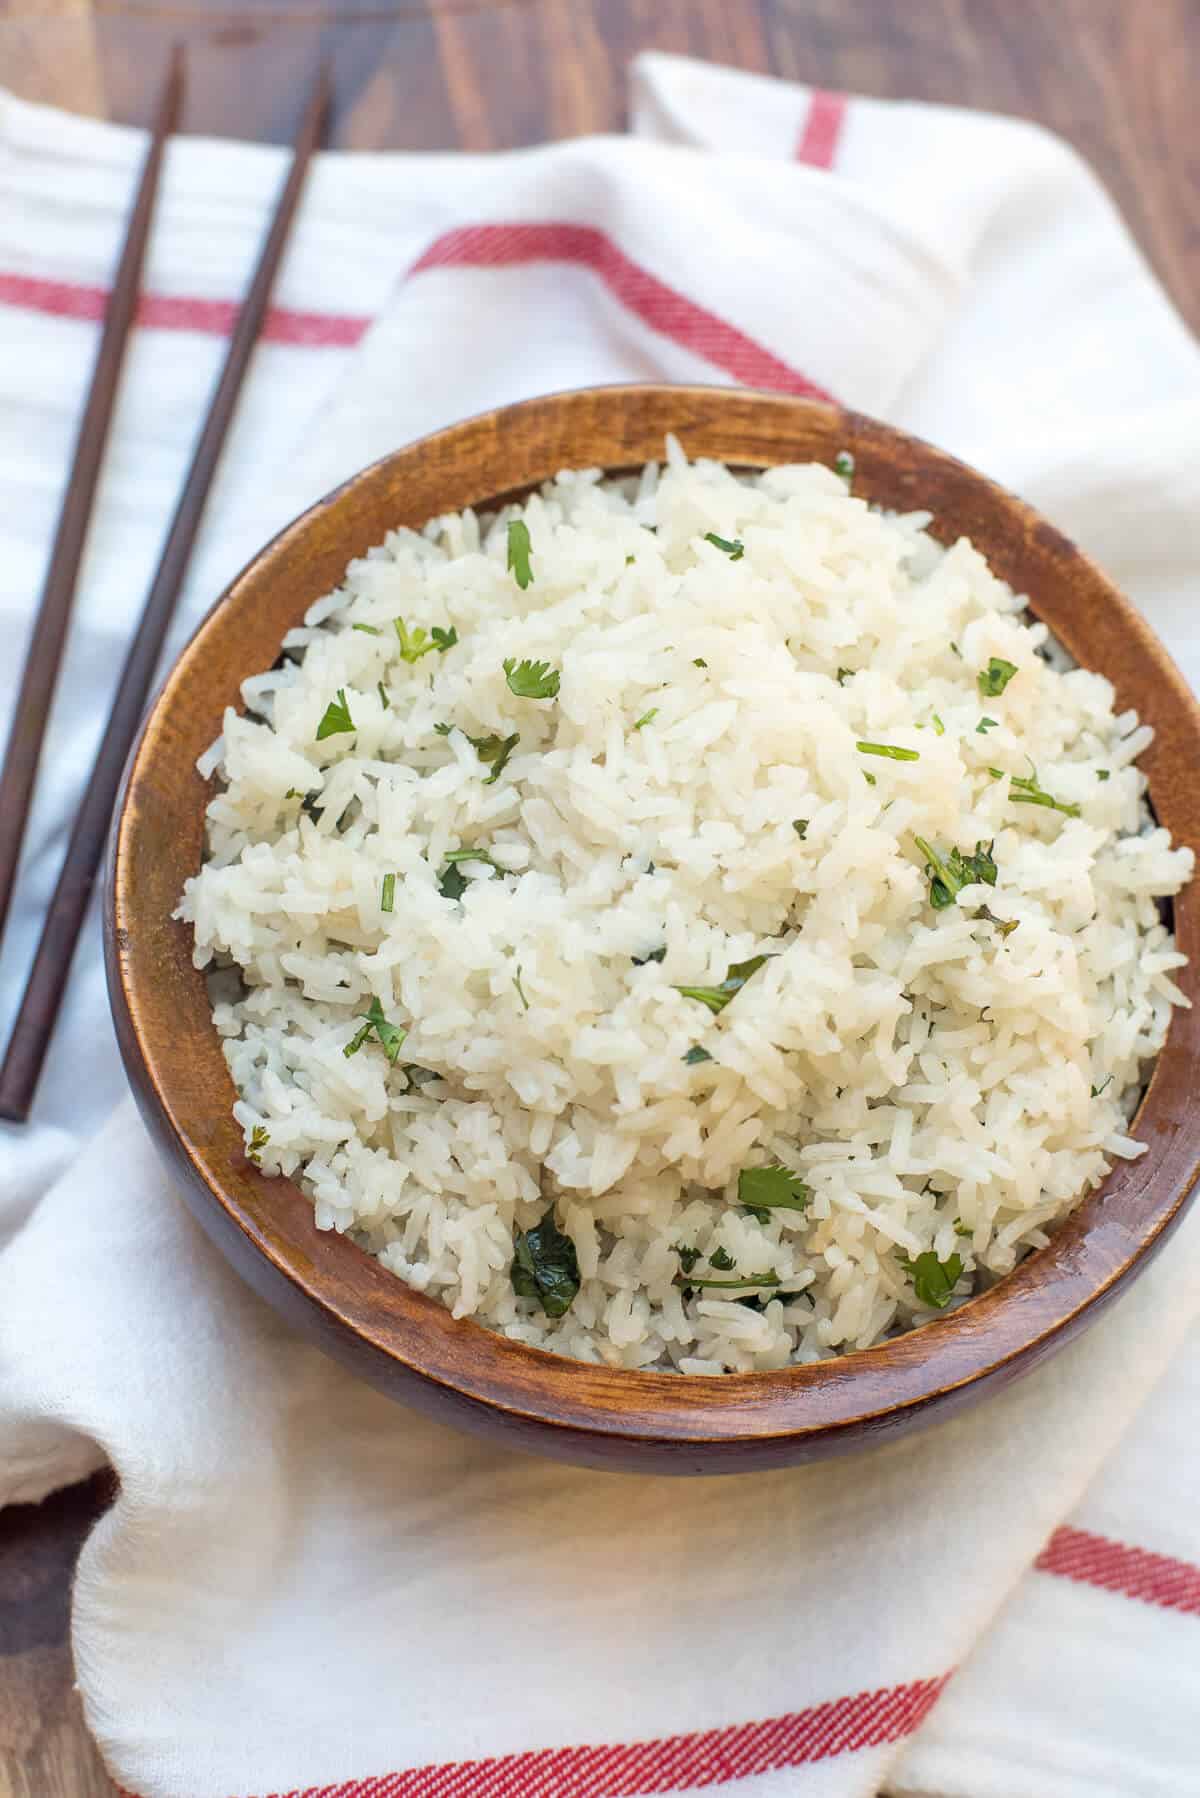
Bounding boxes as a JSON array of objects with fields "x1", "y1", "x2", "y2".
[{"x1": 0, "y1": 50, "x2": 1198, "y2": 1798}]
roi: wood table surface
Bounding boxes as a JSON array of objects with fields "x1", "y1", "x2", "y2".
[{"x1": 0, "y1": 2, "x2": 1196, "y2": 1793}]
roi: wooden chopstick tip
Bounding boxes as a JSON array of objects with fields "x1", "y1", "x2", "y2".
[{"x1": 159, "y1": 42, "x2": 187, "y2": 132}]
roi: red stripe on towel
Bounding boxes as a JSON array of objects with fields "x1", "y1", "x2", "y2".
[
  {"x1": 407, "y1": 223, "x2": 832, "y2": 398},
  {"x1": 117, "y1": 1674, "x2": 949, "y2": 1798},
  {"x1": 1038, "y1": 1525, "x2": 1200, "y2": 1617},
  {"x1": 0, "y1": 272, "x2": 368, "y2": 345},
  {"x1": 0, "y1": 228, "x2": 831, "y2": 399},
  {"x1": 794, "y1": 90, "x2": 847, "y2": 168}
]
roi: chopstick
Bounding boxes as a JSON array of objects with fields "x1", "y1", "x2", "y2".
[
  {"x1": 0, "y1": 48, "x2": 185, "y2": 958},
  {"x1": 0, "y1": 64, "x2": 332, "y2": 1125}
]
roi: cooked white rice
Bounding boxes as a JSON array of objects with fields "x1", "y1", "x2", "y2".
[{"x1": 179, "y1": 444, "x2": 1193, "y2": 1373}]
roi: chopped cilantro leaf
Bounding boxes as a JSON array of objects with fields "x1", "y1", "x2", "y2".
[
  {"x1": 445, "y1": 726, "x2": 520, "y2": 785},
  {"x1": 914, "y1": 837, "x2": 997, "y2": 909},
  {"x1": 511, "y1": 1211, "x2": 579, "y2": 1317},
  {"x1": 857, "y1": 741, "x2": 920, "y2": 762},
  {"x1": 676, "y1": 1271, "x2": 781, "y2": 1290},
  {"x1": 673, "y1": 953, "x2": 770, "y2": 1015},
  {"x1": 431, "y1": 626, "x2": 458, "y2": 652},
  {"x1": 1097, "y1": 769, "x2": 1111, "y2": 781},
  {"x1": 792, "y1": 819, "x2": 808, "y2": 840},
  {"x1": 738, "y1": 1164, "x2": 812, "y2": 1219},
  {"x1": 703, "y1": 532, "x2": 745, "y2": 560},
  {"x1": 1091, "y1": 1075, "x2": 1113, "y2": 1097},
  {"x1": 247, "y1": 1123, "x2": 269, "y2": 1166},
  {"x1": 503, "y1": 657, "x2": 560, "y2": 699},
  {"x1": 693, "y1": 657, "x2": 708, "y2": 668},
  {"x1": 836, "y1": 667, "x2": 853, "y2": 686},
  {"x1": 1009, "y1": 765, "x2": 1080, "y2": 817},
  {"x1": 676, "y1": 1245, "x2": 701, "y2": 1274},
  {"x1": 342, "y1": 996, "x2": 406, "y2": 1064},
  {"x1": 978, "y1": 904, "x2": 1019, "y2": 938},
  {"x1": 632, "y1": 946, "x2": 667, "y2": 966},
  {"x1": 438, "y1": 847, "x2": 501, "y2": 899},
  {"x1": 316, "y1": 688, "x2": 355, "y2": 741},
  {"x1": 978, "y1": 656, "x2": 1018, "y2": 697},
  {"x1": 708, "y1": 1246, "x2": 736, "y2": 1271},
  {"x1": 393, "y1": 619, "x2": 445, "y2": 664},
  {"x1": 683, "y1": 1045, "x2": 713, "y2": 1065},
  {"x1": 899, "y1": 1249, "x2": 963, "y2": 1309},
  {"x1": 977, "y1": 716, "x2": 999, "y2": 734},
  {"x1": 506, "y1": 519, "x2": 534, "y2": 590}
]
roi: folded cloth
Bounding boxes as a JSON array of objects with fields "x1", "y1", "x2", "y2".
[{"x1": 0, "y1": 51, "x2": 1198, "y2": 1798}]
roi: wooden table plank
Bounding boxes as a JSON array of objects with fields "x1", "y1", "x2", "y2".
[{"x1": 0, "y1": 4, "x2": 1195, "y2": 1793}]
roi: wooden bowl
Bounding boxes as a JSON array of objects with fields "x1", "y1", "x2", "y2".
[{"x1": 106, "y1": 385, "x2": 1200, "y2": 1474}]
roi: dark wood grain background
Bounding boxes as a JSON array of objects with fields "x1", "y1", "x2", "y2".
[{"x1": 1, "y1": 1, "x2": 1197, "y2": 1791}]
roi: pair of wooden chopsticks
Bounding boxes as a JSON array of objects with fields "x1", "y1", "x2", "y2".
[{"x1": 0, "y1": 52, "x2": 331, "y2": 1124}]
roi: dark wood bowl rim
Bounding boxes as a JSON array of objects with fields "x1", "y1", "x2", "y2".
[{"x1": 108, "y1": 384, "x2": 1200, "y2": 1458}]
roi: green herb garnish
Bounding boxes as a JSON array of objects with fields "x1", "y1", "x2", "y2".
[
  {"x1": 833, "y1": 451, "x2": 854, "y2": 486},
  {"x1": 976, "y1": 716, "x2": 999, "y2": 734},
  {"x1": 437, "y1": 723, "x2": 521, "y2": 785},
  {"x1": 634, "y1": 708, "x2": 659, "y2": 730},
  {"x1": 393, "y1": 618, "x2": 454, "y2": 664},
  {"x1": 703, "y1": 532, "x2": 744, "y2": 560},
  {"x1": 674, "y1": 953, "x2": 769, "y2": 1016},
  {"x1": 506, "y1": 519, "x2": 534, "y2": 590},
  {"x1": 978, "y1": 657, "x2": 1018, "y2": 698},
  {"x1": 930, "y1": 713, "x2": 945, "y2": 736},
  {"x1": 738, "y1": 1164, "x2": 812, "y2": 1223},
  {"x1": 693, "y1": 657, "x2": 708, "y2": 668},
  {"x1": 914, "y1": 837, "x2": 997, "y2": 909},
  {"x1": 316, "y1": 688, "x2": 355, "y2": 740},
  {"x1": 683, "y1": 1045, "x2": 713, "y2": 1065},
  {"x1": 1097, "y1": 769, "x2": 1111, "y2": 781},
  {"x1": 953, "y1": 1220, "x2": 973, "y2": 1239},
  {"x1": 899, "y1": 1249, "x2": 963, "y2": 1309},
  {"x1": 792, "y1": 819, "x2": 808, "y2": 840},
  {"x1": 708, "y1": 1246, "x2": 736, "y2": 1271},
  {"x1": 511, "y1": 1211, "x2": 580, "y2": 1317},
  {"x1": 857, "y1": 741, "x2": 920, "y2": 762},
  {"x1": 836, "y1": 668, "x2": 853, "y2": 686},
  {"x1": 247, "y1": 1123, "x2": 269, "y2": 1166},
  {"x1": 503, "y1": 657, "x2": 559, "y2": 699},
  {"x1": 438, "y1": 847, "x2": 501, "y2": 900},
  {"x1": 352, "y1": 622, "x2": 381, "y2": 636},
  {"x1": 377, "y1": 680, "x2": 390, "y2": 710},
  {"x1": 676, "y1": 1272, "x2": 782, "y2": 1291},
  {"x1": 514, "y1": 965, "x2": 530, "y2": 1012},
  {"x1": 863, "y1": 771, "x2": 877, "y2": 786},
  {"x1": 1009, "y1": 765, "x2": 1080, "y2": 818},
  {"x1": 1091, "y1": 1075, "x2": 1113, "y2": 1098},
  {"x1": 978, "y1": 904, "x2": 1019, "y2": 938},
  {"x1": 676, "y1": 1245, "x2": 701, "y2": 1274},
  {"x1": 343, "y1": 996, "x2": 407, "y2": 1065},
  {"x1": 380, "y1": 872, "x2": 396, "y2": 913}
]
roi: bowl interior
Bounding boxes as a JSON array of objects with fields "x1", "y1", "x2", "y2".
[{"x1": 109, "y1": 385, "x2": 1200, "y2": 1467}]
